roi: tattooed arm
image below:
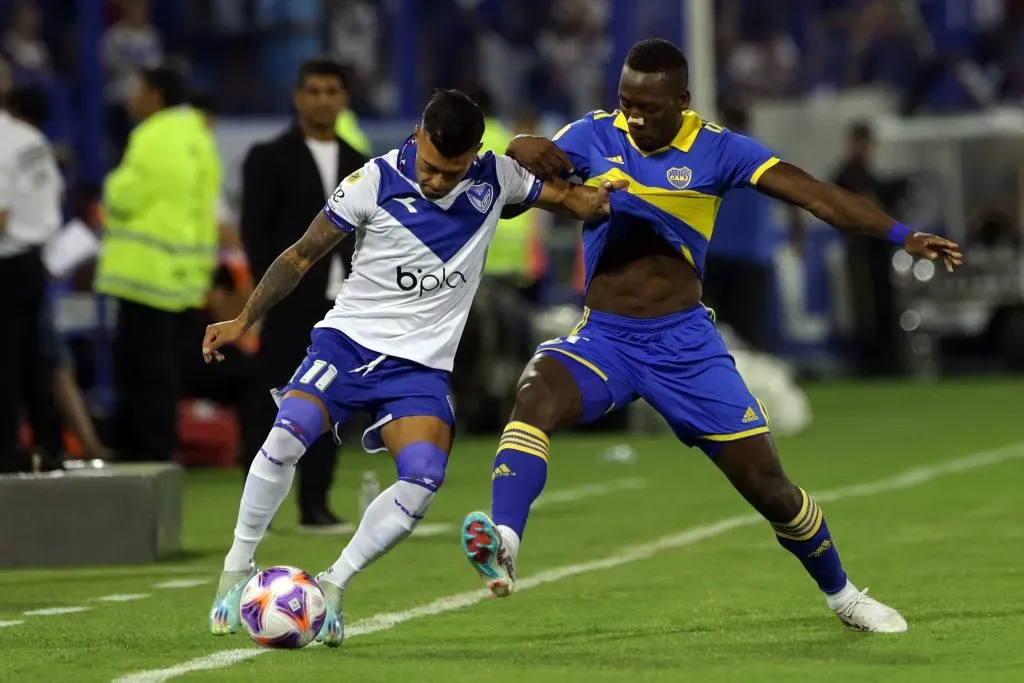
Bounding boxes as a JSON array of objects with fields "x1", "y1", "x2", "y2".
[{"x1": 202, "y1": 211, "x2": 347, "y2": 363}]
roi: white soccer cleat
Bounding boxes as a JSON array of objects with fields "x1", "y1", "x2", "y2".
[
  {"x1": 461, "y1": 512, "x2": 517, "y2": 598},
  {"x1": 827, "y1": 582, "x2": 908, "y2": 633}
]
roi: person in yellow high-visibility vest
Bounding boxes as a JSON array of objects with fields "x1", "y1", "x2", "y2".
[
  {"x1": 333, "y1": 68, "x2": 371, "y2": 156},
  {"x1": 95, "y1": 66, "x2": 221, "y2": 462}
]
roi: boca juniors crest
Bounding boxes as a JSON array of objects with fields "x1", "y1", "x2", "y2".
[
  {"x1": 467, "y1": 182, "x2": 494, "y2": 214},
  {"x1": 666, "y1": 167, "x2": 692, "y2": 189}
]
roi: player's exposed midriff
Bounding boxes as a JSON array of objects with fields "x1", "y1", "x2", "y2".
[{"x1": 586, "y1": 226, "x2": 702, "y2": 318}]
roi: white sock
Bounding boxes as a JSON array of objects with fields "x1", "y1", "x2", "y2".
[
  {"x1": 496, "y1": 524, "x2": 521, "y2": 560},
  {"x1": 223, "y1": 427, "x2": 303, "y2": 573},
  {"x1": 825, "y1": 580, "x2": 859, "y2": 610},
  {"x1": 322, "y1": 480, "x2": 435, "y2": 591}
]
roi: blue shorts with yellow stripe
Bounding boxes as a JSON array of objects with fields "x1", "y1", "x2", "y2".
[{"x1": 536, "y1": 304, "x2": 769, "y2": 455}]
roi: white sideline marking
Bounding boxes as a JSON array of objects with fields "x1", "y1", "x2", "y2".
[
  {"x1": 531, "y1": 477, "x2": 647, "y2": 510},
  {"x1": 95, "y1": 594, "x2": 152, "y2": 603},
  {"x1": 411, "y1": 523, "x2": 453, "y2": 538},
  {"x1": 24, "y1": 606, "x2": 91, "y2": 616},
  {"x1": 413, "y1": 478, "x2": 647, "y2": 538},
  {"x1": 114, "y1": 441, "x2": 1024, "y2": 683},
  {"x1": 0, "y1": 479, "x2": 652, "y2": 634},
  {"x1": 153, "y1": 579, "x2": 210, "y2": 589},
  {"x1": 29, "y1": 565, "x2": 206, "y2": 580}
]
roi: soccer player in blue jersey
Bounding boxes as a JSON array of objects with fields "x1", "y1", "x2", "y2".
[{"x1": 461, "y1": 39, "x2": 961, "y2": 633}]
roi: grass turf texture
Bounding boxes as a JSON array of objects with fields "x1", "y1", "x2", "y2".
[{"x1": 1, "y1": 380, "x2": 1022, "y2": 682}]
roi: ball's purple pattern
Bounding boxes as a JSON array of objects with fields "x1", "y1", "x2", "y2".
[
  {"x1": 257, "y1": 566, "x2": 292, "y2": 589},
  {"x1": 273, "y1": 585, "x2": 307, "y2": 617},
  {"x1": 240, "y1": 597, "x2": 265, "y2": 633},
  {"x1": 242, "y1": 565, "x2": 327, "y2": 650}
]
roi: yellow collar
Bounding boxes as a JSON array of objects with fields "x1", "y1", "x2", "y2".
[{"x1": 613, "y1": 110, "x2": 703, "y2": 155}]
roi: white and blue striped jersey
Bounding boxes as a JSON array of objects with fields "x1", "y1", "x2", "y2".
[{"x1": 319, "y1": 137, "x2": 542, "y2": 371}]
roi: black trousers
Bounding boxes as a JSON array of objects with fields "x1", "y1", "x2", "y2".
[
  {"x1": 239, "y1": 340, "x2": 338, "y2": 515},
  {"x1": 112, "y1": 299, "x2": 182, "y2": 461},
  {"x1": 844, "y1": 235, "x2": 899, "y2": 376},
  {"x1": 0, "y1": 249, "x2": 61, "y2": 465},
  {"x1": 701, "y1": 258, "x2": 774, "y2": 351}
]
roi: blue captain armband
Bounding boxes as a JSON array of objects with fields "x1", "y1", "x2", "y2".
[{"x1": 886, "y1": 222, "x2": 914, "y2": 246}]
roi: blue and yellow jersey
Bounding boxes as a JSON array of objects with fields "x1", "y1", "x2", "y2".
[{"x1": 551, "y1": 109, "x2": 780, "y2": 287}]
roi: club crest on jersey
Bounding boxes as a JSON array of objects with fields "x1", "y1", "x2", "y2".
[
  {"x1": 666, "y1": 167, "x2": 692, "y2": 189},
  {"x1": 467, "y1": 182, "x2": 494, "y2": 214}
]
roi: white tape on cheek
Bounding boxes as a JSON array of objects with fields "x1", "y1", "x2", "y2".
[{"x1": 627, "y1": 116, "x2": 645, "y2": 126}]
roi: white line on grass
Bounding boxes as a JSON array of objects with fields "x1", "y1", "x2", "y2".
[
  {"x1": 531, "y1": 477, "x2": 647, "y2": 510},
  {"x1": 114, "y1": 440, "x2": 1024, "y2": 683},
  {"x1": 22, "y1": 565, "x2": 209, "y2": 581},
  {"x1": 24, "y1": 607, "x2": 91, "y2": 616},
  {"x1": 152, "y1": 580, "x2": 210, "y2": 589},
  {"x1": 94, "y1": 594, "x2": 152, "y2": 603},
  {"x1": 411, "y1": 478, "x2": 649, "y2": 538},
  {"x1": 0, "y1": 478, "x2": 642, "y2": 632},
  {"x1": 410, "y1": 522, "x2": 454, "y2": 537}
]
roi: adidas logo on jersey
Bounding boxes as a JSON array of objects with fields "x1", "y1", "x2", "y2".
[
  {"x1": 742, "y1": 406, "x2": 759, "y2": 424},
  {"x1": 605, "y1": 155, "x2": 624, "y2": 164},
  {"x1": 492, "y1": 464, "x2": 515, "y2": 480}
]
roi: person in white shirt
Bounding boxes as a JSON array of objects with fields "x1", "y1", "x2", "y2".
[
  {"x1": 201, "y1": 88, "x2": 625, "y2": 648},
  {"x1": 0, "y1": 72, "x2": 65, "y2": 469}
]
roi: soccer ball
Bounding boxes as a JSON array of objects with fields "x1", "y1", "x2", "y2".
[{"x1": 240, "y1": 566, "x2": 328, "y2": 649}]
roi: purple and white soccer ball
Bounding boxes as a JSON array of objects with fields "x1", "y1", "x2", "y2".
[{"x1": 240, "y1": 565, "x2": 328, "y2": 649}]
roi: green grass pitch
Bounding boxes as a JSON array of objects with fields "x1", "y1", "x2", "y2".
[{"x1": 2, "y1": 380, "x2": 1023, "y2": 682}]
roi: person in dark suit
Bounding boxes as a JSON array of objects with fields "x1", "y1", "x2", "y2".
[
  {"x1": 239, "y1": 58, "x2": 366, "y2": 532},
  {"x1": 832, "y1": 122, "x2": 902, "y2": 377}
]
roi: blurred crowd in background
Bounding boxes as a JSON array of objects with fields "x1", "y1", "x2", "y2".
[
  {"x1": 3, "y1": 1, "x2": 1024, "y2": 143},
  {"x1": 2, "y1": 1, "x2": 1023, "y2": 504}
]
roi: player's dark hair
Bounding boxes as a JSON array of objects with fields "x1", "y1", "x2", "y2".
[
  {"x1": 421, "y1": 88, "x2": 485, "y2": 158},
  {"x1": 625, "y1": 38, "x2": 689, "y2": 87},
  {"x1": 8, "y1": 86, "x2": 50, "y2": 126},
  {"x1": 465, "y1": 85, "x2": 494, "y2": 117},
  {"x1": 140, "y1": 66, "x2": 187, "y2": 108},
  {"x1": 296, "y1": 58, "x2": 349, "y2": 90}
]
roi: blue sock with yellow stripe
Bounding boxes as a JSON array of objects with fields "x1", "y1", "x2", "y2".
[
  {"x1": 490, "y1": 421, "x2": 549, "y2": 540},
  {"x1": 773, "y1": 489, "x2": 848, "y2": 594}
]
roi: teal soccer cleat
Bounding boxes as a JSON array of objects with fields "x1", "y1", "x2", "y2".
[
  {"x1": 209, "y1": 562, "x2": 257, "y2": 635},
  {"x1": 314, "y1": 573, "x2": 344, "y2": 647}
]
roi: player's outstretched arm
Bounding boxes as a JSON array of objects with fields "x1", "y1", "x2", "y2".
[
  {"x1": 531, "y1": 178, "x2": 629, "y2": 222},
  {"x1": 202, "y1": 211, "x2": 347, "y2": 363},
  {"x1": 756, "y1": 162, "x2": 962, "y2": 272}
]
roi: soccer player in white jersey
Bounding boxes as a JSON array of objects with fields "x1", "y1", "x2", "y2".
[{"x1": 201, "y1": 89, "x2": 626, "y2": 647}]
